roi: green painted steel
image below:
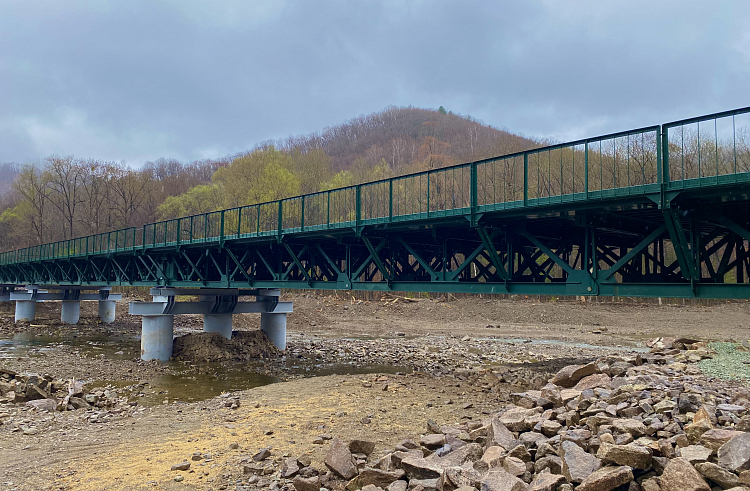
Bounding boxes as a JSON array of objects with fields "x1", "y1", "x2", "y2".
[{"x1": 1, "y1": 107, "x2": 749, "y2": 298}]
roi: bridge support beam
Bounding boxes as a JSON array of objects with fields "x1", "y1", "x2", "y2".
[
  {"x1": 258, "y1": 289, "x2": 286, "y2": 350},
  {"x1": 61, "y1": 300, "x2": 80, "y2": 324}
]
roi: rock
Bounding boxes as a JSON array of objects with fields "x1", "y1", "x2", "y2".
[
  {"x1": 26, "y1": 399, "x2": 57, "y2": 412},
  {"x1": 539, "y1": 421, "x2": 562, "y2": 437},
  {"x1": 641, "y1": 477, "x2": 661, "y2": 491},
  {"x1": 326, "y1": 438, "x2": 358, "y2": 480},
  {"x1": 685, "y1": 419, "x2": 713, "y2": 443},
  {"x1": 400, "y1": 457, "x2": 444, "y2": 480},
  {"x1": 560, "y1": 440, "x2": 602, "y2": 483},
  {"x1": 534, "y1": 456, "x2": 562, "y2": 475},
  {"x1": 612, "y1": 419, "x2": 648, "y2": 437},
  {"x1": 294, "y1": 476, "x2": 322, "y2": 491},
  {"x1": 529, "y1": 472, "x2": 566, "y2": 491},
  {"x1": 481, "y1": 446, "x2": 506, "y2": 468},
  {"x1": 718, "y1": 433, "x2": 750, "y2": 473},
  {"x1": 350, "y1": 440, "x2": 377, "y2": 456},
  {"x1": 700, "y1": 429, "x2": 740, "y2": 451},
  {"x1": 660, "y1": 457, "x2": 711, "y2": 491},
  {"x1": 388, "y1": 481, "x2": 408, "y2": 491},
  {"x1": 576, "y1": 466, "x2": 634, "y2": 491},
  {"x1": 488, "y1": 415, "x2": 518, "y2": 450},
  {"x1": 431, "y1": 443, "x2": 483, "y2": 467},
  {"x1": 480, "y1": 469, "x2": 529, "y2": 491},
  {"x1": 678, "y1": 445, "x2": 712, "y2": 464},
  {"x1": 550, "y1": 363, "x2": 598, "y2": 388},
  {"x1": 574, "y1": 374, "x2": 612, "y2": 391},
  {"x1": 504, "y1": 457, "x2": 526, "y2": 477},
  {"x1": 695, "y1": 462, "x2": 740, "y2": 489},
  {"x1": 596, "y1": 443, "x2": 652, "y2": 469},
  {"x1": 421, "y1": 434, "x2": 447, "y2": 450},
  {"x1": 362, "y1": 485, "x2": 384, "y2": 491},
  {"x1": 740, "y1": 471, "x2": 750, "y2": 487},
  {"x1": 282, "y1": 457, "x2": 301, "y2": 478},
  {"x1": 354, "y1": 468, "x2": 406, "y2": 489},
  {"x1": 171, "y1": 462, "x2": 191, "y2": 471},
  {"x1": 499, "y1": 407, "x2": 537, "y2": 432},
  {"x1": 253, "y1": 448, "x2": 271, "y2": 461},
  {"x1": 445, "y1": 466, "x2": 483, "y2": 488}
]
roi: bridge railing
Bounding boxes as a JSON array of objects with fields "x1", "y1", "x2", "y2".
[
  {"x1": 1, "y1": 107, "x2": 748, "y2": 266},
  {"x1": 663, "y1": 107, "x2": 750, "y2": 188}
]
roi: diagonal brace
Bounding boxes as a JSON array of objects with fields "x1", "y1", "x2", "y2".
[{"x1": 602, "y1": 225, "x2": 666, "y2": 280}]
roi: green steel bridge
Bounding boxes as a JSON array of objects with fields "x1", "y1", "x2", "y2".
[{"x1": 2, "y1": 107, "x2": 750, "y2": 299}]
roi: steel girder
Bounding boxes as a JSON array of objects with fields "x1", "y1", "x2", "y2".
[{"x1": 1, "y1": 199, "x2": 749, "y2": 298}]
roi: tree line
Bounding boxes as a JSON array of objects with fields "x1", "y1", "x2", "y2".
[{"x1": 0, "y1": 106, "x2": 539, "y2": 251}]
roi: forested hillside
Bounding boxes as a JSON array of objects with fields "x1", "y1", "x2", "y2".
[{"x1": 0, "y1": 106, "x2": 541, "y2": 251}]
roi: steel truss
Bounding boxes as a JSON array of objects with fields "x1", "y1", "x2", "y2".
[{"x1": 1, "y1": 193, "x2": 749, "y2": 299}]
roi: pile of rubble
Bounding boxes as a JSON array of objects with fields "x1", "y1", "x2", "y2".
[
  {"x1": 243, "y1": 338, "x2": 749, "y2": 491},
  {"x1": 0, "y1": 367, "x2": 126, "y2": 412}
]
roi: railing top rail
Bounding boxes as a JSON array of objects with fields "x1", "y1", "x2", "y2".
[{"x1": 663, "y1": 106, "x2": 750, "y2": 129}]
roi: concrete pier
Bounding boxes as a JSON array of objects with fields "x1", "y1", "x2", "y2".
[
  {"x1": 61, "y1": 300, "x2": 80, "y2": 324},
  {"x1": 140, "y1": 315, "x2": 175, "y2": 361},
  {"x1": 260, "y1": 312, "x2": 287, "y2": 350},
  {"x1": 98, "y1": 300, "x2": 116, "y2": 324},
  {"x1": 130, "y1": 288, "x2": 293, "y2": 361},
  {"x1": 203, "y1": 314, "x2": 232, "y2": 339},
  {"x1": 14, "y1": 300, "x2": 36, "y2": 322}
]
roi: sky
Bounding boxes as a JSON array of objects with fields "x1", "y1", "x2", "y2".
[{"x1": 1, "y1": 0, "x2": 748, "y2": 166}]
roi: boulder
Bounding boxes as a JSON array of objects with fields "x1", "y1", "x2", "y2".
[
  {"x1": 353, "y1": 468, "x2": 406, "y2": 489},
  {"x1": 550, "y1": 363, "x2": 598, "y2": 388},
  {"x1": 560, "y1": 440, "x2": 602, "y2": 483},
  {"x1": 574, "y1": 374, "x2": 612, "y2": 391},
  {"x1": 350, "y1": 440, "x2": 377, "y2": 456},
  {"x1": 294, "y1": 476, "x2": 321, "y2": 491},
  {"x1": 282, "y1": 458, "x2": 301, "y2": 478},
  {"x1": 326, "y1": 438, "x2": 357, "y2": 480},
  {"x1": 529, "y1": 472, "x2": 566, "y2": 491},
  {"x1": 445, "y1": 465, "x2": 483, "y2": 488},
  {"x1": 695, "y1": 462, "x2": 740, "y2": 489},
  {"x1": 400, "y1": 457, "x2": 444, "y2": 480},
  {"x1": 596, "y1": 443, "x2": 652, "y2": 469},
  {"x1": 503, "y1": 457, "x2": 526, "y2": 477},
  {"x1": 718, "y1": 433, "x2": 750, "y2": 473},
  {"x1": 421, "y1": 434, "x2": 447, "y2": 450},
  {"x1": 700, "y1": 429, "x2": 740, "y2": 451},
  {"x1": 488, "y1": 416, "x2": 518, "y2": 450},
  {"x1": 480, "y1": 469, "x2": 528, "y2": 491},
  {"x1": 678, "y1": 445, "x2": 712, "y2": 464},
  {"x1": 576, "y1": 466, "x2": 634, "y2": 491},
  {"x1": 660, "y1": 457, "x2": 711, "y2": 491},
  {"x1": 481, "y1": 446, "x2": 506, "y2": 468},
  {"x1": 388, "y1": 482, "x2": 408, "y2": 491},
  {"x1": 684, "y1": 419, "x2": 714, "y2": 443}
]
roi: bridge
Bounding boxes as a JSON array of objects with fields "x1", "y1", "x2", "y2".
[{"x1": 1, "y1": 107, "x2": 748, "y2": 360}]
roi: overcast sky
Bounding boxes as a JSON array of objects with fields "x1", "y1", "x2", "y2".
[{"x1": 1, "y1": 0, "x2": 748, "y2": 166}]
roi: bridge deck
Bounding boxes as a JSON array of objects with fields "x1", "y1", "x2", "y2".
[{"x1": 1, "y1": 107, "x2": 749, "y2": 298}]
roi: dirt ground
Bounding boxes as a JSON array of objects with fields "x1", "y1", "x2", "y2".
[{"x1": 1, "y1": 294, "x2": 750, "y2": 490}]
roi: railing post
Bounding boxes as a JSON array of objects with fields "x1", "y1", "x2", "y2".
[
  {"x1": 427, "y1": 172, "x2": 431, "y2": 217},
  {"x1": 389, "y1": 179, "x2": 393, "y2": 222},
  {"x1": 277, "y1": 200, "x2": 283, "y2": 237},
  {"x1": 584, "y1": 141, "x2": 589, "y2": 199},
  {"x1": 301, "y1": 196, "x2": 305, "y2": 231},
  {"x1": 470, "y1": 163, "x2": 477, "y2": 226},
  {"x1": 660, "y1": 126, "x2": 669, "y2": 185},
  {"x1": 237, "y1": 207, "x2": 242, "y2": 237},
  {"x1": 523, "y1": 153, "x2": 529, "y2": 207},
  {"x1": 355, "y1": 185, "x2": 361, "y2": 231},
  {"x1": 220, "y1": 210, "x2": 225, "y2": 243},
  {"x1": 327, "y1": 192, "x2": 331, "y2": 228},
  {"x1": 176, "y1": 219, "x2": 181, "y2": 246}
]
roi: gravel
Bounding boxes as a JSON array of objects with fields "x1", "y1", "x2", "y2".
[{"x1": 699, "y1": 342, "x2": 750, "y2": 381}]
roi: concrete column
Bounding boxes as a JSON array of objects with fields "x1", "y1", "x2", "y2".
[
  {"x1": 140, "y1": 315, "x2": 174, "y2": 361},
  {"x1": 203, "y1": 314, "x2": 232, "y2": 340},
  {"x1": 61, "y1": 300, "x2": 80, "y2": 324},
  {"x1": 260, "y1": 312, "x2": 287, "y2": 350},
  {"x1": 15, "y1": 300, "x2": 36, "y2": 322},
  {"x1": 98, "y1": 300, "x2": 116, "y2": 324}
]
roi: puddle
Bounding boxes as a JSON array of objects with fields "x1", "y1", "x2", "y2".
[{"x1": 0, "y1": 331, "x2": 410, "y2": 406}]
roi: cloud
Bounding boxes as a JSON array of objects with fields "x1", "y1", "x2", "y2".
[{"x1": 0, "y1": 0, "x2": 747, "y2": 165}]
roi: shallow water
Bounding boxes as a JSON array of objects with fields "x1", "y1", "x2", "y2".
[{"x1": 0, "y1": 331, "x2": 410, "y2": 405}]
